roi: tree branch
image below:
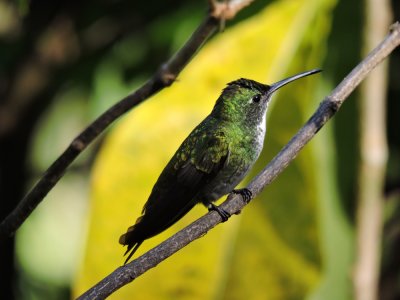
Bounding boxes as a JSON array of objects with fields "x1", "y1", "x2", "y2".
[
  {"x1": 77, "y1": 21, "x2": 400, "y2": 300},
  {"x1": 0, "y1": 0, "x2": 255, "y2": 238}
]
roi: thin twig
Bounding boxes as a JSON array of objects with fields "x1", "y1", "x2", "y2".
[
  {"x1": 77, "y1": 21, "x2": 400, "y2": 300},
  {"x1": 0, "y1": 0, "x2": 255, "y2": 238},
  {"x1": 353, "y1": 0, "x2": 392, "y2": 299}
]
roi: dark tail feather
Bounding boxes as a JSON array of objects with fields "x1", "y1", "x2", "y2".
[
  {"x1": 122, "y1": 241, "x2": 143, "y2": 265},
  {"x1": 119, "y1": 224, "x2": 144, "y2": 264}
]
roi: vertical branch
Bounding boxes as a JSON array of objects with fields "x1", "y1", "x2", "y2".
[{"x1": 353, "y1": 0, "x2": 392, "y2": 299}]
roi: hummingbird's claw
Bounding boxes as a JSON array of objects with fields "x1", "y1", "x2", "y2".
[
  {"x1": 232, "y1": 188, "x2": 252, "y2": 203},
  {"x1": 206, "y1": 202, "x2": 230, "y2": 222}
]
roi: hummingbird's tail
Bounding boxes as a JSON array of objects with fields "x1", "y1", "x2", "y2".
[
  {"x1": 119, "y1": 224, "x2": 144, "y2": 265},
  {"x1": 122, "y1": 241, "x2": 143, "y2": 265}
]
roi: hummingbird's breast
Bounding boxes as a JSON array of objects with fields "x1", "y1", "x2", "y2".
[{"x1": 196, "y1": 117, "x2": 266, "y2": 202}]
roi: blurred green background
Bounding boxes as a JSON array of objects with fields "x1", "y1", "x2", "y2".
[{"x1": 0, "y1": 0, "x2": 399, "y2": 299}]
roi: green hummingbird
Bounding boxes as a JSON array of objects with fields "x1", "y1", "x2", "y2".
[{"x1": 119, "y1": 69, "x2": 321, "y2": 264}]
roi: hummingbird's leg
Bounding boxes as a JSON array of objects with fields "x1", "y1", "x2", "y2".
[
  {"x1": 232, "y1": 188, "x2": 252, "y2": 203},
  {"x1": 204, "y1": 201, "x2": 230, "y2": 222}
]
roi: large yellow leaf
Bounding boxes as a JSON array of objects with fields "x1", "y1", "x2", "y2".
[{"x1": 73, "y1": 0, "x2": 345, "y2": 299}]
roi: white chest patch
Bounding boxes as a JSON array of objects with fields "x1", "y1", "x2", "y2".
[{"x1": 254, "y1": 113, "x2": 266, "y2": 155}]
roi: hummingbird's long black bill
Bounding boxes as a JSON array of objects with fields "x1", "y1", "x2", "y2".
[{"x1": 268, "y1": 69, "x2": 322, "y2": 94}]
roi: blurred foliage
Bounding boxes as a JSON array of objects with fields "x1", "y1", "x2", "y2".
[
  {"x1": 1, "y1": 0, "x2": 399, "y2": 300},
  {"x1": 15, "y1": 173, "x2": 89, "y2": 299},
  {"x1": 74, "y1": 0, "x2": 348, "y2": 299}
]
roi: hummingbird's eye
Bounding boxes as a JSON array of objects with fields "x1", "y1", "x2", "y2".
[{"x1": 252, "y1": 94, "x2": 261, "y2": 103}]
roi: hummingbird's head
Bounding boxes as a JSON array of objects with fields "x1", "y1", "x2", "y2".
[
  {"x1": 213, "y1": 78, "x2": 271, "y2": 127},
  {"x1": 212, "y1": 69, "x2": 321, "y2": 127}
]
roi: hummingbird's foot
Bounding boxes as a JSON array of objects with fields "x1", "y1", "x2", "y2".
[
  {"x1": 206, "y1": 202, "x2": 230, "y2": 222},
  {"x1": 232, "y1": 188, "x2": 252, "y2": 203}
]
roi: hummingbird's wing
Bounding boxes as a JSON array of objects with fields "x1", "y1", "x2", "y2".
[{"x1": 119, "y1": 129, "x2": 230, "y2": 263}]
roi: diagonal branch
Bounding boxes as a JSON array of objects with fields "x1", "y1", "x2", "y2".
[
  {"x1": 77, "y1": 21, "x2": 400, "y2": 300},
  {"x1": 0, "y1": 0, "x2": 255, "y2": 238}
]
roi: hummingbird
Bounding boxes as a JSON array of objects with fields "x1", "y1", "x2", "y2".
[{"x1": 119, "y1": 69, "x2": 321, "y2": 264}]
